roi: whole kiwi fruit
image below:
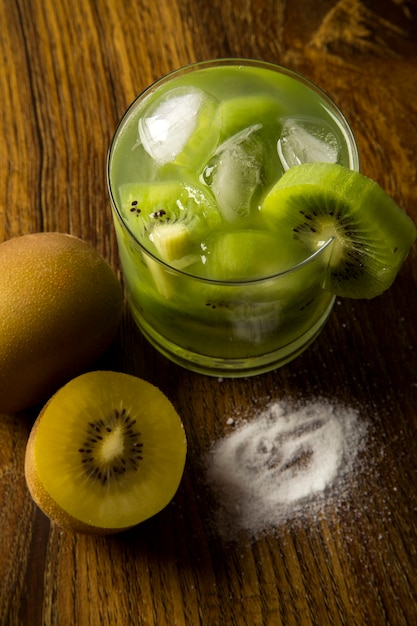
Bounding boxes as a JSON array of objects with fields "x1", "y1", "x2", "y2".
[{"x1": 0, "y1": 233, "x2": 123, "y2": 414}]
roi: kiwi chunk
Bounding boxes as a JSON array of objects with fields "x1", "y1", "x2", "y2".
[
  {"x1": 204, "y1": 230, "x2": 306, "y2": 280},
  {"x1": 119, "y1": 180, "x2": 222, "y2": 264},
  {"x1": 260, "y1": 163, "x2": 417, "y2": 298},
  {"x1": 24, "y1": 371, "x2": 187, "y2": 534},
  {"x1": 216, "y1": 94, "x2": 282, "y2": 139}
]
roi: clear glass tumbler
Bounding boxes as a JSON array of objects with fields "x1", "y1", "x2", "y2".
[{"x1": 107, "y1": 59, "x2": 359, "y2": 377}]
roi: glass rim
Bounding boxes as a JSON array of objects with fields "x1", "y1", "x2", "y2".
[{"x1": 107, "y1": 58, "x2": 359, "y2": 285}]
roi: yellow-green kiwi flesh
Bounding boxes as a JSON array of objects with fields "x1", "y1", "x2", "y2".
[
  {"x1": 24, "y1": 371, "x2": 187, "y2": 534},
  {"x1": 0, "y1": 233, "x2": 123, "y2": 414}
]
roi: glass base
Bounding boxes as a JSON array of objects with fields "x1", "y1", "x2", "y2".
[{"x1": 130, "y1": 300, "x2": 335, "y2": 377}]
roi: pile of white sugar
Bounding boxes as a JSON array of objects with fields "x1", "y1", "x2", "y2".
[{"x1": 204, "y1": 399, "x2": 367, "y2": 539}]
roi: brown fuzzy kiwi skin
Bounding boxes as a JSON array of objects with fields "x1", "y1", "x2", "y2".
[
  {"x1": 24, "y1": 397, "x2": 133, "y2": 535},
  {"x1": 0, "y1": 233, "x2": 124, "y2": 415}
]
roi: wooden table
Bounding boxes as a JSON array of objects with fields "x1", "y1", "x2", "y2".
[{"x1": 1, "y1": 1, "x2": 416, "y2": 624}]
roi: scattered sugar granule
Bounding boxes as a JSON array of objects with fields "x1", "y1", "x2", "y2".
[{"x1": 205, "y1": 399, "x2": 367, "y2": 539}]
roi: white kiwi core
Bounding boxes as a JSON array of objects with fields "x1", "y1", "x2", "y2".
[{"x1": 99, "y1": 427, "x2": 124, "y2": 462}]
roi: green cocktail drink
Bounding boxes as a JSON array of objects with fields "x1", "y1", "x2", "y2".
[{"x1": 107, "y1": 59, "x2": 359, "y2": 376}]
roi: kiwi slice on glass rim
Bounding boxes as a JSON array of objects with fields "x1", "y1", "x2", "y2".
[
  {"x1": 24, "y1": 371, "x2": 187, "y2": 534},
  {"x1": 260, "y1": 163, "x2": 417, "y2": 298}
]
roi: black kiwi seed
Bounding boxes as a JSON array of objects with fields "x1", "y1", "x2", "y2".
[
  {"x1": 299, "y1": 298, "x2": 315, "y2": 311},
  {"x1": 150, "y1": 209, "x2": 167, "y2": 219},
  {"x1": 78, "y1": 410, "x2": 144, "y2": 486}
]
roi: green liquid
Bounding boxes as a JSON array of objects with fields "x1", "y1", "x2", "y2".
[{"x1": 108, "y1": 61, "x2": 358, "y2": 376}]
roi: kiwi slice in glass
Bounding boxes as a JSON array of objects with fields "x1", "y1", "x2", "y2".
[
  {"x1": 25, "y1": 371, "x2": 187, "y2": 534},
  {"x1": 118, "y1": 180, "x2": 222, "y2": 298},
  {"x1": 260, "y1": 163, "x2": 417, "y2": 298},
  {"x1": 118, "y1": 180, "x2": 221, "y2": 265}
]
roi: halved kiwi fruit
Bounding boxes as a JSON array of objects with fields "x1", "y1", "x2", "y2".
[
  {"x1": 24, "y1": 371, "x2": 187, "y2": 534},
  {"x1": 260, "y1": 163, "x2": 417, "y2": 298}
]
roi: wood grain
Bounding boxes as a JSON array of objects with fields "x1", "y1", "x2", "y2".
[{"x1": 1, "y1": 0, "x2": 417, "y2": 624}]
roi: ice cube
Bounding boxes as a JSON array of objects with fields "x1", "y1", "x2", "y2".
[
  {"x1": 277, "y1": 116, "x2": 340, "y2": 171},
  {"x1": 138, "y1": 86, "x2": 206, "y2": 165},
  {"x1": 214, "y1": 123, "x2": 262, "y2": 157},
  {"x1": 205, "y1": 124, "x2": 263, "y2": 222}
]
